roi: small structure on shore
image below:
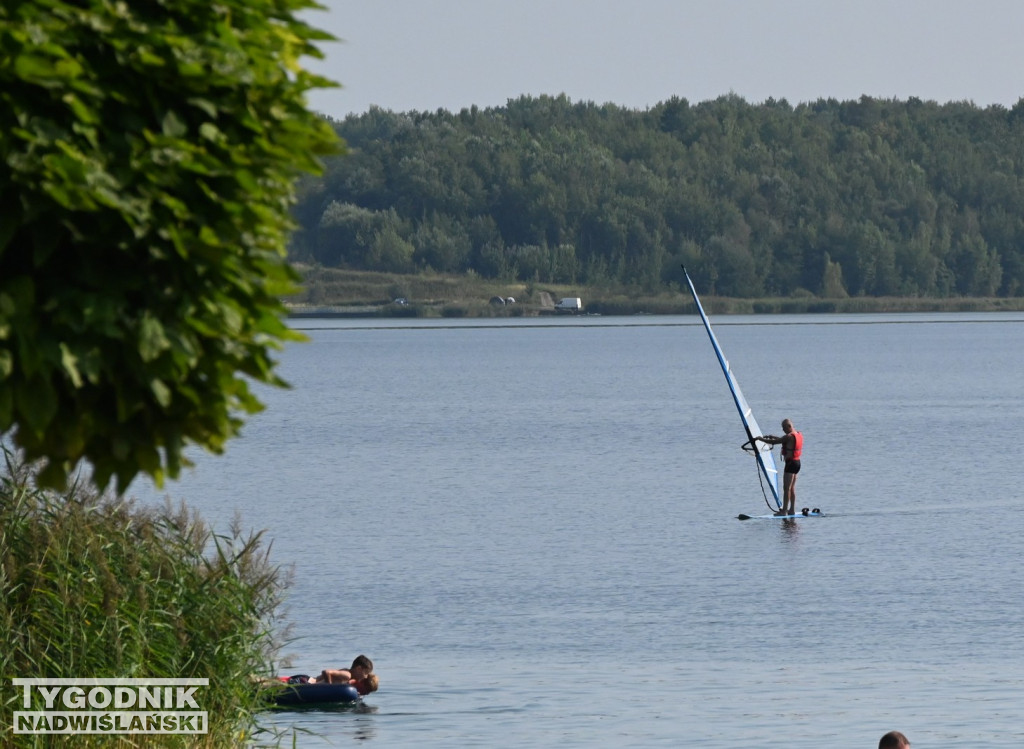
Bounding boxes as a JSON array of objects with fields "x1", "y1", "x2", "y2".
[{"x1": 554, "y1": 297, "x2": 583, "y2": 313}]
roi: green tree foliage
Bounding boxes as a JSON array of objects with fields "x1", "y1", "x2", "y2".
[
  {"x1": 293, "y1": 93, "x2": 1024, "y2": 300},
  {"x1": 0, "y1": 0, "x2": 338, "y2": 490}
]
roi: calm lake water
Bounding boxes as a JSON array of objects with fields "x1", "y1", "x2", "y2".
[{"x1": 130, "y1": 312, "x2": 1024, "y2": 748}]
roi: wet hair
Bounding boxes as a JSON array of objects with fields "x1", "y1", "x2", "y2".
[
  {"x1": 878, "y1": 731, "x2": 910, "y2": 749},
  {"x1": 350, "y1": 654, "x2": 373, "y2": 672},
  {"x1": 356, "y1": 674, "x2": 379, "y2": 695}
]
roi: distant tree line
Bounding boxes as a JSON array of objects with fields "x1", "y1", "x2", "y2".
[{"x1": 290, "y1": 93, "x2": 1024, "y2": 298}]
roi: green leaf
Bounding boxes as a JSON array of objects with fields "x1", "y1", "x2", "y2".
[
  {"x1": 15, "y1": 376, "x2": 58, "y2": 436},
  {"x1": 150, "y1": 378, "x2": 172, "y2": 408},
  {"x1": 199, "y1": 122, "x2": 225, "y2": 145},
  {"x1": 14, "y1": 54, "x2": 59, "y2": 85},
  {"x1": 76, "y1": 348, "x2": 104, "y2": 385},
  {"x1": 138, "y1": 314, "x2": 171, "y2": 362},
  {"x1": 188, "y1": 97, "x2": 219, "y2": 118},
  {"x1": 59, "y1": 343, "x2": 83, "y2": 387},
  {"x1": 161, "y1": 110, "x2": 187, "y2": 138}
]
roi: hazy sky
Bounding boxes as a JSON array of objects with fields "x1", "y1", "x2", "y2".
[{"x1": 301, "y1": 0, "x2": 1024, "y2": 118}]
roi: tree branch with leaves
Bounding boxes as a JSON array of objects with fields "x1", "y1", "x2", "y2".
[{"x1": 0, "y1": 0, "x2": 340, "y2": 490}]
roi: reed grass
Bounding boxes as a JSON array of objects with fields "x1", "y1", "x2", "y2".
[{"x1": 0, "y1": 450, "x2": 290, "y2": 747}]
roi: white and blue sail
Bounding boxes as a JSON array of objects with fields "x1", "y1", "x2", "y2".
[{"x1": 682, "y1": 267, "x2": 781, "y2": 509}]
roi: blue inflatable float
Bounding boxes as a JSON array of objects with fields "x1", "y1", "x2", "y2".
[{"x1": 269, "y1": 677, "x2": 360, "y2": 707}]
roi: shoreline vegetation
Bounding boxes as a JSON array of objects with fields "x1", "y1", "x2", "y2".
[
  {"x1": 0, "y1": 451, "x2": 290, "y2": 747},
  {"x1": 286, "y1": 267, "x2": 1024, "y2": 318}
]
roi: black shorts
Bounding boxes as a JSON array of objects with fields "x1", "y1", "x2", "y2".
[{"x1": 784, "y1": 459, "x2": 801, "y2": 475}]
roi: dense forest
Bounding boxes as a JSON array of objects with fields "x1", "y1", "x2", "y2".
[{"x1": 290, "y1": 94, "x2": 1024, "y2": 298}]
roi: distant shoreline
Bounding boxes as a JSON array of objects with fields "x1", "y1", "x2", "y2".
[
  {"x1": 287, "y1": 267, "x2": 1024, "y2": 318},
  {"x1": 286, "y1": 297, "x2": 1024, "y2": 319}
]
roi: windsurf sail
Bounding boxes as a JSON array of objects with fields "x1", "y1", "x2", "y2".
[{"x1": 682, "y1": 266, "x2": 781, "y2": 508}]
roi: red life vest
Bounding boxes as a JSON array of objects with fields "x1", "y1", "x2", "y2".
[{"x1": 786, "y1": 431, "x2": 803, "y2": 461}]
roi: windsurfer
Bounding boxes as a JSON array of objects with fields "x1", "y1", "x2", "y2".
[{"x1": 755, "y1": 419, "x2": 802, "y2": 516}]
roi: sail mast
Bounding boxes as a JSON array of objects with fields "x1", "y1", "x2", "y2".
[{"x1": 682, "y1": 266, "x2": 781, "y2": 508}]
